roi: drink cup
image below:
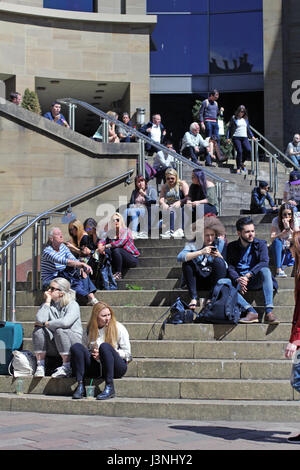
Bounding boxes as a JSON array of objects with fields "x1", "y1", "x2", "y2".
[{"x1": 85, "y1": 385, "x2": 95, "y2": 399}]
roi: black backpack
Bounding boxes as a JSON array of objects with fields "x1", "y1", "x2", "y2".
[
  {"x1": 147, "y1": 297, "x2": 194, "y2": 340},
  {"x1": 194, "y1": 279, "x2": 242, "y2": 324}
]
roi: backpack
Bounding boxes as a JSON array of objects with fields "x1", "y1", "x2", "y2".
[
  {"x1": 93, "y1": 252, "x2": 118, "y2": 290},
  {"x1": 194, "y1": 279, "x2": 242, "y2": 324},
  {"x1": 8, "y1": 350, "x2": 37, "y2": 377},
  {"x1": 146, "y1": 297, "x2": 194, "y2": 340},
  {"x1": 145, "y1": 161, "x2": 157, "y2": 181}
]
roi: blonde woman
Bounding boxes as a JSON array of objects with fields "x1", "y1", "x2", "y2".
[
  {"x1": 32, "y1": 278, "x2": 83, "y2": 378},
  {"x1": 70, "y1": 302, "x2": 131, "y2": 400},
  {"x1": 66, "y1": 219, "x2": 89, "y2": 258},
  {"x1": 98, "y1": 212, "x2": 140, "y2": 281},
  {"x1": 92, "y1": 111, "x2": 120, "y2": 143},
  {"x1": 159, "y1": 168, "x2": 189, "y2": 238}
]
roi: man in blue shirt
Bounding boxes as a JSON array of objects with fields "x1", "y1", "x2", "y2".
[
  {"x1": 44, "y1": 102, "x2": 69, "y2": 127},
  {"x1": 226, "y1": 217, "x2": 279, "y2": 324}
]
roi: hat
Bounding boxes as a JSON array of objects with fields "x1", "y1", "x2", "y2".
[{"x1": 289, "y1": 171, "x2": 300, "y2": 185}]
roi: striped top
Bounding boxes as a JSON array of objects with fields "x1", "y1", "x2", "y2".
[{"x1": 41, "y1": 243, "x2": 77, "y2": 285}]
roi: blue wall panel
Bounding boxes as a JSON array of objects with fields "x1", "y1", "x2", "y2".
[{"x1": 44, "y1": 0, "x2": 94, "y2": 12}]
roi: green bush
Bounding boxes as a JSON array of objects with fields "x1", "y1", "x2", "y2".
[{"x1": 21, "y1": 88, "x2": 41, "y2": 115}]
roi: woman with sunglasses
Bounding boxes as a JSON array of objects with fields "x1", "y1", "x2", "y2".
[
  {"x1": 270, "y1": 203, "x2": 299, "y2": 277},
  {"x1": 32, "y1": 277, "x2": 83, "y2": 378},
  {"x1": 226, "y1": 105, "x2": 256, "y2": 174},
  {"x1": 159, "y1": 168, "x2": 189, "y2": 238},
  {"x1": 97, "y1": 213, "x2": 140, "y2": 281}
]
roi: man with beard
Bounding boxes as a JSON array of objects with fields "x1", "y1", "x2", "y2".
[{"x1": 226, "y1": 217, "x2": 279, "y2": 324}]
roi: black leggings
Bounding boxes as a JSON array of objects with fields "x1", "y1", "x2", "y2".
[
  {"x1": 70, "y1": 342, "x2": 127, "y2": 385},
  {"x1": 111, "y1": 247, "x2": 139, "y2": 274},
  {"x1": 182, "y1": 257, "x2": 227, "y2": 299}
]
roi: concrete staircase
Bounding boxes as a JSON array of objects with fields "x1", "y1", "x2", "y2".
[{"x1": 0, "y1": 214, "x2": 299, "y2": 421}]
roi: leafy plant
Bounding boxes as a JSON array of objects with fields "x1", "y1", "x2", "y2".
[
  {"x1": 125, "y1": 284, "x2": 143, "y2": 290},
  {"x1": 21, "y1": 88, "x2": 41, "y2": 115}
]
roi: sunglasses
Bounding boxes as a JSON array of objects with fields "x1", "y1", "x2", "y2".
[
  {"x1": 48, "y1": 286, "x2": 61, "y2": 292},
  {"x1": 113, "y1": 218, "x2": 120, "y2": 222}
]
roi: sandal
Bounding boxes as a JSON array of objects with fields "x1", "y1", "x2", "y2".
[
  {"x1": 113, "y1": 272, "x2": 122, "y2": 281},
  {"x1": 188, "y1": 299, "x2": 198, "y2": 310}
]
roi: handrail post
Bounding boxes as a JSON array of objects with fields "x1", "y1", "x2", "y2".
[
  {"x1": 9, "y1": 242, "x2": 16, "y2": 322},
  {"x1": 32, "y1": 222, "x2": 39, "y2": 292},
  {"x1": 138, "y1": 139, "x2": 146, "y2": 178},
  {"x1": 269, "y1": 155, "x2": 273, "y2": 191},
  {"x1": 39, "y1": 219, "x2": 47, "y2": 289},
  {"x1": 1, "y1": 240, "x2": 8, "y2": 321},
  {"x1": 251, "y1": 139, "x2": 255, "y2": 174},
  {"x1": 216, "y1": 182, "x2": 222, "y2": 216},
  {"x1": 102, "y1": 119, "x2": 109, "y2": 143},
  {"x1": 255, "y1": 139, "x2": 259, "y2": 185},
  {"x1": 274, "y1": 157, "x2": 278, "y2": 201}
]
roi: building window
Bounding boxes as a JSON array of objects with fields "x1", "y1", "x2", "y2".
[{"x1": 43, "y1": 0, "x2": 95, "y2": 12}]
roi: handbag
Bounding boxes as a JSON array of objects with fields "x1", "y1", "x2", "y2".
[
  {"x1": 291, "y1": 350, "x2": 300, "y2": 393},
  {"x1": 147, "y1": 297, "x2": 194, "y2": 340},
  {"x1": 93, "y1": 252, "x2": 118, "y2": 290},
  {"x1": 8, "y1": 350, "x2": 37, "y2": 377}
]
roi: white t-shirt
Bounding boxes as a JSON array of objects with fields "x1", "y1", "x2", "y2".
[
  {"x1": 271, "y1": 215, "x2": 299, "y2": 241},
  {"x1": 284, "y1": 181, "x2": 300, "y2": 202},
  {"x1": 233, "y1": 118, "x2": 248, "y2": 138},
  {"x1": 150, "y1": 124, "x2": 162, "y2": 143}
]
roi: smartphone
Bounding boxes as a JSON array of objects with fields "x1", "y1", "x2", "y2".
[{"x1": 210, "y1": 246, "x2": 217, "y2": 252}]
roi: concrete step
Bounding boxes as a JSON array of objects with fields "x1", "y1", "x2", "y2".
[
  {"x1": 11, "y1": 287, "x2": 296, "y2": 306},
  {"x1": 21, "y1": 321, "x2": 293, "y2": 343},
  {"x1": 0, "y1": 376, "x2": 294, "y2": 400},
  {"x1": 14, "y1": 296, "x2": 295, "y2": 324},
  {"x1": 1, "y1": 393, "x2": 300, "y2": 421},
  {"x1": 132, "y1": 340, "x2": 287, "y2": 360}
]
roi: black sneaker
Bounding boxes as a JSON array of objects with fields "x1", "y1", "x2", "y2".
[{"x1": 287, "y1": 434, "x2": 300, "y2": 443}]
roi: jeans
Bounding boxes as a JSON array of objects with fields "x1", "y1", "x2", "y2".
[
  {"x1": 232, "y1": 137, "x2": 251, "y2": 170},
  {"x1": 217, "y1": 278, "x2": 255, "y2": 312},
  {"x1": 205, "y1": 121, "x2": 219, "y2": 144},
  {"x1": 246, "y1": 267, "x2": 274, "y2": 311},
  {"x1": 182, "y1": 257, "x2": 227, "y2": 299},
  {"x1": 123, "y1": 206, "x2": 147, "y2": 232},
  {"x1": 271, "y1": 238, "x2": 284, "y2": 269},
  {"x1": 290, "y1": 155, "x2": 300, "y2": 168},
  {"x1": 182, "y1": 146, "x2": 212, "y2": 165},
  {"x1": 70, "y1": 342, "x2": 127, "y2": 384}
]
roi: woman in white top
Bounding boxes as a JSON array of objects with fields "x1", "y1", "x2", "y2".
[
  {"x1": 226, "y1": 105, "x2": 256, "y2": 174},
  {"x1": 270, "y1": 203, "x2": 299, "y2": 277},
  {"x1": 70, "y1": 301, "x2": 131, "y2": 400}
]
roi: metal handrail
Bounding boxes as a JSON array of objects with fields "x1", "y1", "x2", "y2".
[
  {"x1": 0, "y1": 169, "x2": 134, "y2": 322},
  {"x1": 0, "y1": 213, "x2": 39, "y2": 241},
  {"x1": 57, "y1": 98, "x2": 229, "y2": 185},
  {"x1": 250, "y1": 125, "x2": 295, "y2": 168}
]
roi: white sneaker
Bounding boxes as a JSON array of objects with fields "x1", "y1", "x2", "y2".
[
  {"x1": 34, "y1": 364, "x2": 45, "y2": 377},
  {"x1": 87, "y1": 297, "x2": 99, "y2": 306},
  {"x1": 51, "y1": 365, "x2": 72, "y2": 378},
  {"x1": 173, "y1": 228, "x2": 184, "y2": 238},
  {"x1": 138, "y1": 231, "x2": 148, "y2": 239},
  {"x1": 131, "y1": 231, "x2": 139, "y2": 240},
  {"x1": 161, "y1": 230, "x2": 173, "y2": 239}
]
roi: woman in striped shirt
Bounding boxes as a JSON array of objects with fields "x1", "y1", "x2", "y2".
[{"x1": 98, "y1": 213, "x2": 140, "y2": 281}]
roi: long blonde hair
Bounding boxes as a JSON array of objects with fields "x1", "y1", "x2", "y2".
[
  {"x1": 86, "y1": 301, "x2": 118, "y2": 347},
  {"x1": 51, "y1": 277, "x2": 76, "y2": 307},
  {"x1": 165, "y1": 167, "x2": 181, "y2": 193},
  {"x1": 68, "y1": 219, "x2": 87, "y2": 248}
]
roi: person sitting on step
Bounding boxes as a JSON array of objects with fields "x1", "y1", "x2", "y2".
[
  {"x1": 226, "y1": 216, "x2": 279, "y2": 324},
  {"x1": 97, "y1": 213, "x2": 140, "y2": 281},
  {"x1": 186, "y1": 168, "x2": 218, "y2": 219},
  {"x1": 41, "y1": 227, "x2": 98, "y2": 306},
  {"x1": 71, "y1": 301, "x2": 131, "y2": 400},
  {"x1": 122, "y1": 175, "x2": 157, "y2": 239},
  {"x1": 32, "y1": 277, "x2": 83, "y2": 378},
  {"x1": 159, "y1": 167, "x2": 189, "y2": 238},
  {"x1": 270, "y1": 203, "x2": 298, "y2": 278},
  {"x1": 177, "y1": 216, "x2": 227, "y2": 309}
]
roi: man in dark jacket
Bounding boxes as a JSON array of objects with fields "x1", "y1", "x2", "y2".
[
  {"x1": 250, "y1": 181, "x2": 278, "y2": 214},
  {"x1": 226, "y1": 217, "x2": 279, "y2": 324},
  {"x1": 140, "y1": 114, "x2": 167, "y2": 155}
]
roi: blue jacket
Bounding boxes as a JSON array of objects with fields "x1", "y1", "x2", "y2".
[
  {"x1": 226, "y1": 237, "x2": 278, "y2": 290},
  {"x1": 250, "y1": 187, "x2": 275, "y2": 212}
]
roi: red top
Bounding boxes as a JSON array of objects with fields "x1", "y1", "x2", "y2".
[{"x1": 289, "y1": 282, "x2": 300, "y2": 345}]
